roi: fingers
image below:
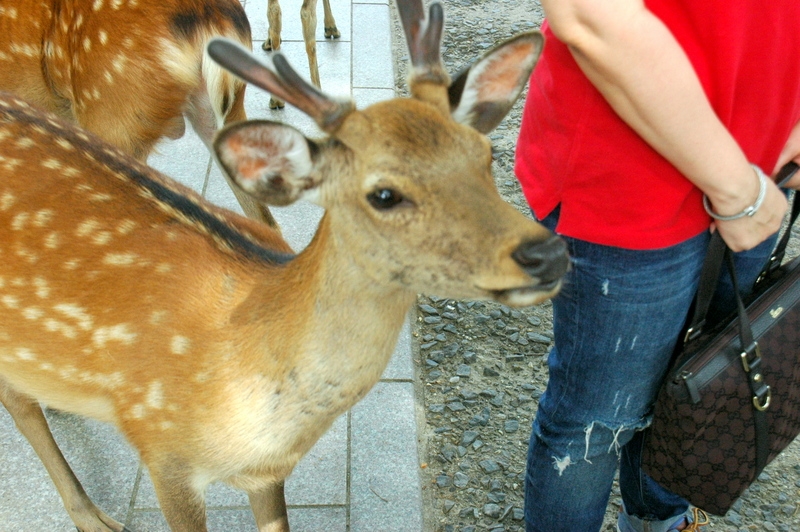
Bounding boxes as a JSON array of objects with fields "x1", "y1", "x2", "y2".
[{"x1": 714, "y1": 179, "x2": 788, "y2": 251}]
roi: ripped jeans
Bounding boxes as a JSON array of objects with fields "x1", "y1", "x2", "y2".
[{"x1": 524, "y1": 208, "x2": 777, "y2": 531}]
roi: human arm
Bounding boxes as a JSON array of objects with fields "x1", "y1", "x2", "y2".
[{"x1": 539, "y1": 0, "x2": 787, "y2": 251}]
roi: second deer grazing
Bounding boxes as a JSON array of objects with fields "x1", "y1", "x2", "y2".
[
  {"x1": 0, "y1": 0, "x2": 569, "y2": 530},
  {"x1": 0, "y1": 0, "x2": 278, "y2": 228}
]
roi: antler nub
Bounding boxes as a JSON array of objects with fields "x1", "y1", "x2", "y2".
[
  {"x1": 397, "y1": 0, "x2": 450, "y2": 107},
  {"x1": 207, "y1": 38, "x2": 355, "y2": 133}
]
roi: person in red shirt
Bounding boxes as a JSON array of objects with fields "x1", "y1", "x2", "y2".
[{"x1": 515, "y1": 1, "x2": 800, "y2": 531}]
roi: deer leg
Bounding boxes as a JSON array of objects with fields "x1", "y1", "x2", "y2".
[
  {"x1": 321, "y1": 0, "x2": 340, "y2": 39},
  {"x1": 263, "y1": 0, "x2": 285, "y2": 109},
  {"x1": 0, "y1": 380, "x2": 128, "y2": 532},
  {"x1": 147, "y1": 460, "x2": 208, "y2": 532},
  {"x1": 300, "y1": 0, "x2": 321, "y2": 88},
  {"x1": 247, "y1": 481, "x2": 290, "y2": 532}
]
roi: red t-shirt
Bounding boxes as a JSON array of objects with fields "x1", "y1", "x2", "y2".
[{"x1": 515, "y1": 1, "x2": 800, "y2": 249}]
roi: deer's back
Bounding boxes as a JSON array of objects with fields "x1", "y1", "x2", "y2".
[{"x1": 0, "y1": 95, "x2": 292, "y2": 431}]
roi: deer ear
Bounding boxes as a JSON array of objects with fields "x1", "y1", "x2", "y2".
[
  {"x1": 213, "y1": 120, "x2": 320, "y2": 206},
  {"x1": 448, "y1": 32, "x2": 544, "y2": 134}
]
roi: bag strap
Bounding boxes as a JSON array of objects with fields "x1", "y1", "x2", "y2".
[
  {"x1": 756, "y1": 162, "x2": 800, "y2": 283},
  {"x1": 683, "y1": 161, "x2": 798, "y2": 478},
  {"x1": 723, "y1": 248, "x2": 770, "y2": 476}
]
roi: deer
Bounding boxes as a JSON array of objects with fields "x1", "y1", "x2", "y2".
[
  {"x1": 261, "y1": 0, "x2": 340, "y2": 110},
  {"x1": 0, "y1": 0, "x2": 279, "y2": 229},
  {"x1": 0, "y1": 0, "x2": 568, "y2": 530}
]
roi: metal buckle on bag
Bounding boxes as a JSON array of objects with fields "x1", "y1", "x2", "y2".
[
  {"x1": 740, "y1": 342, "x2": 762, "y2": 372},
  {"x1": 684, "y1": 320, "x2": 704, "y2": 343},
  {"x1": 753, "y1": 386, "x2": 772, "y2": 411},
  {"x1": 741, "y1": 342, "x2": 772, "y2": 411}
]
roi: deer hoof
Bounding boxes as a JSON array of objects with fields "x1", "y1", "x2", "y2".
[
  {"x1": 262, "y1": 38, "x2": 281, "y2": 52},
  {"x1": 325, "y1": 26, "x2": 340, "y2": 39},
  {"x1": 269, "y1": 98, "x2": 285, "y2": 110}
]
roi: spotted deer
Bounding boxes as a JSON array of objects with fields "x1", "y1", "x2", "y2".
[
  {"x1": 0, "y1": 0, "x2": 279, "y2": 228},
  {"x1": 261, "y1": 0, "x2": 341, "y2": 110},
  {"x1": 0, "y1": 0, "x2": 568, "y2": 530}
]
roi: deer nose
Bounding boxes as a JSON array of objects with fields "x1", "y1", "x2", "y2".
[{"x1": 512, "y1": 236, "x2": 569, "y2": 284}]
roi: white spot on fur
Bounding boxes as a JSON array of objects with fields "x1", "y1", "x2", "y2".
[
  {"x1": 2, "y1": 295, "x2": 19, "y2": 309},
  {"x1": 63, "y1": 166, "x2": 80, "y2": 178},
  {"x1": 103, "y1": 252, "x2": 137, "y2": 265},
  {"x1": 92, "y1": 231, "x2": 112, "y2": 245},
  {"x1": 0, "y1": 192, "x2": 15, "y2": 211},
  {"x1": 15, "y1": 137, "x2": 34, "y2": 149},
  {"x1": 98, "y1": 30, "x2": 108, "y2": 45},
  {"x1": 112, "y1": 53, "x2": 128, "y2": 73},
  {"x1": 9, "y1": 44, "x2": 37, "y2": 58},
  {"x1": 16, "y1": 248, "x2": 38, "y2": 264},
  {"x1": 116, "y1": 219, "x2": 137, "y2": 234},
  {"x1": 146, "y1": 381, "x2": 164, "y2": 409},
  {"x1": 0, "y1": 6, "x2": 19, "y2": 18},
  {"x1": 130, "y1": 404, "x2": 145, "y2": 419},
  {"x1": 76, "y1": 218, "x2": 101, "y2": 237},
  {"x1": 11, "y1": 212, "x2": 29, "y2": 230},
  {"x1": 14, "y1": 137, "x2": 36, "y2": 149},
  {"x1": 44, "y1": 232, "x2": 60, "y2": 249},
  {"x1": 33, "y1": 277, "x2": 50, "y2": 298},
  {"x1": 23, "y1": 307, "x2": 44, "y2": 320},
  {"x1": 54, "y1": 304, "x2": 94, "y2": 330},
  {"x1": 56, "y1": 138, "x2": 74, "y2": 151},
  {"x1": 44, "y1": 319, "x2": 77, "y2": 339},
  {"x1": 93, "y1": 0, "x2": 104, "y2": 10},
  {"x1": 93, "y1": 324, "x2": 137, "y2": 348},
  {"x1": 16, "y1": 348, "x2": 36, "y2": 361},
  {"x1": 42, "y1": 157, "x2": 61, "y2": 170},
  {"x1": 171, "y1": 335, "x2": 190, "y2": 355},
  {"x1": 33, "y1": 209, "x2": 54, "y2": 227}
]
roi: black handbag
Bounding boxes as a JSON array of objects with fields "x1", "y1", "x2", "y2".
[{"x1": 641, "y1": 162, "x2": 800, "y2": 515}]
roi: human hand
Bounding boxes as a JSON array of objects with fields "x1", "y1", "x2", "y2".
[{"x1": 712, "y1": 178, "x2": 787, "y2": 252}]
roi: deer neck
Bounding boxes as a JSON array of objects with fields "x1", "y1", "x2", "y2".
[{"x1": 236, "y1": 214, "x2": 415, "y2": 405}]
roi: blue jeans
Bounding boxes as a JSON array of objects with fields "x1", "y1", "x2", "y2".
[{"x1": 524, "y1": 208, "x2": 776, "y2": 532}]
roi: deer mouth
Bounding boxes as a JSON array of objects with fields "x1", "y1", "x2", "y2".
[{"x1": 486, "y1": 279, "x2": 562, "y2": 307}]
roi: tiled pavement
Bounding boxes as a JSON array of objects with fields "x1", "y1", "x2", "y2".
[{"x1": 0, "y1": 0, "x2": 425, "y2": 530}]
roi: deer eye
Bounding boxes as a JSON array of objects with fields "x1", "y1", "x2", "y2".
[{"x1": 367, "y1": 188, "x2": 405, "y2": 210}]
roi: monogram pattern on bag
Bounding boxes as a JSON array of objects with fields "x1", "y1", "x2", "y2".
[{"x1": 642, "y1": 266, "x2": 800, "y2": 516}]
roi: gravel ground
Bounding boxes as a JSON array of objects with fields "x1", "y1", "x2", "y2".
[{"x1": 387, "y1": 1, "x2": 800, "y2": 531}]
